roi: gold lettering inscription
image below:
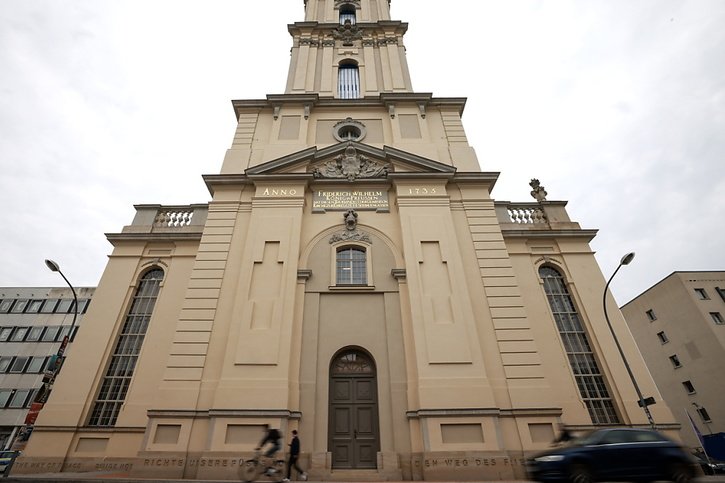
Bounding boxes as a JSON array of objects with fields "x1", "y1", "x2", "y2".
[
  {"x1": 313, "y1": 190, "x2": 388, "y2": 210},
  {"x1": 406, "y1": 187, "x2": 438, "y2": 195},
  {"x1": 261, "y1": 188, "x2": 298, "y2": 197},
  {"x1": 415, "y1": 457, "x2": 525, "y2": 468}
]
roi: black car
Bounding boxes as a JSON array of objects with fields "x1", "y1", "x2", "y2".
[
  {"x1": 526, "y1": 428, "x2": 697, "y2": 483},
  {"x1": 695, "y1": 455, "x2": 725, "y2": 475}
]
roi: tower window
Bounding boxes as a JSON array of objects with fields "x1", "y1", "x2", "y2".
[
  {"x1": 669, "y1": 354, "x2": 682, "y2": 368},
  {"x1": 694, "y1": 288, "x2": 709, "y2": 300},
  {"x1": 645, "y1": 309, "x2": 657, "y2": 321},
  {"x1": 89, "y1": 268, "x2": 164, "y2": 427},
  {"x1": 339, "y1": 4, "x2": 356, "y2": 25},
  {"x1": 656, "y1": 331, "x2": 669, "y2": 344},
  {"x1": 539, "y1": 266, "x2": 619, "y2": 425},
  {"x1": 682, "y1": 380, "x2": 696, "y2": 394},
  {"x1": 696, "y1": 406, "x2": 711, "y2": 422},
  {"x1": 336, "y1": 247, "x2": 367, "y2": 285},
  {"x1": 332, "y1": 118, "x2": 366, "y2": 142},
  {"x1": 710, "y1": 312, "x2": 724, "y2": 325},
  {"x1": 338, "y1": 63, "x2": 360, "y2": 99}
]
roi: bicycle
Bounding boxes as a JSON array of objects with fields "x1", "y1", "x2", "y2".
[{"x1": 240, "y1": 449, "x2": 285, "y2": 483}]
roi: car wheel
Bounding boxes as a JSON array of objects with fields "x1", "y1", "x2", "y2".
[
  {"x1": 568, "y1": 463, "x2": 592, "y2": 483},
  {"x1": 669, "y1": 462, "x2": 693, "y2": 483}
]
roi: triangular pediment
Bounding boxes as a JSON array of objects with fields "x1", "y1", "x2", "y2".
[{"x1": 245, "y1": 142, "x2": 456, "y2": 180}]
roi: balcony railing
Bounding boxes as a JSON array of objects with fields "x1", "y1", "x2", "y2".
[
  {"x1": 494, "y1": 201, "x2": 584, "y2": 232},
  {"x1": 119, "y1": 204, "x2": 209, "y2": 235}
]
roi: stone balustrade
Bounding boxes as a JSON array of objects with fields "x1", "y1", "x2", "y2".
[
  {"x1": 494, "y1": 201, "x2": 583, "y2": 232},
  {"x1": 120, "y1": 204, "x2": 209, "y2": 235}
]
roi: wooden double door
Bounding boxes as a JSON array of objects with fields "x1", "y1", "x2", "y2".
[{"x1": 328, "y1": 350, "x2": 380, "y2": 469}]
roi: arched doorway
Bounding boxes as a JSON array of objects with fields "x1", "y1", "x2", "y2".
[{"x1": 328, "y1": 348, "x2": 380, "y2": 469}]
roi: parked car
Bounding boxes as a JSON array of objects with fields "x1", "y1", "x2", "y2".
[
  {"x1": 526, "y1": 428, "x2": 697, "y2": 483},
  {"x1": 695, "y1": 455, "x2": 725, "y2": 475}
]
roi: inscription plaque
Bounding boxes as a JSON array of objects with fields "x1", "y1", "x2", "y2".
[{"x1": 313, "y1": 190, "x2": 389, "y2": 212}]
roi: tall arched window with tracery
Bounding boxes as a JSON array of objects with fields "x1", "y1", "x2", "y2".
[
  {"x1": 539, "y1": 266, "x2": 620, "y2": 425},
  {"x1": 336, "y1": 247, "x2": 367, "y2": 285},
  {"x1": 88, "y1": 268, "x2": 164, "y2": 426},
  {"x1": 338, "y1": 63, "x2": 360, "y2": 99}
]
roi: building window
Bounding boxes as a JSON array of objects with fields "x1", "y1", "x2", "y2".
[
  {"x1": 682, "y1": 380, "x2": 696, "y2": 394},
  {"x1": 645, "y1": 309, "x2": 657, "y2": 321},
  {"x1": 26, "y1": 357, "x2": 47, "y2": 373},
  {"x1": 7, "y1": 389, "x2": 31, "y2": 408},
  {"x1": 694, "y1": 288, "x2": 709, "y2": 300},
  {"x1": 716, "y1": 287, "x2": 725, "y2": 303},
  {"x1": 339, "y1": 4, "x2": 356, "y2": 24},
  {"x1": 9, "y1": 327, "x2": 28, "y2": 342},
  {"x1": 710, "y1": 312, "x2": 724, "y2": 325},
  {"x1": 0, "y1": 390, "x2": 11, "y2": 408},
  {"x1": 0, "y1": 357, "x2": 12, "y2": 373},
  {"x1": 696, "y1": 406, "x2": 712, "y2": 422},
  {"x1": 10, "y1": 299, "x2": 28, "y2": 313},
  {"x1": 25, "y1": 326, "x2": 44, "y2": 342},
  {"x1": 0, "y1": 299, "x2": 13, "y2": 313},
  {"x1": 41, "y1": 326, "x2": 61, "y2": 342},
  {"x1": 0, "y1": 327, "x2": 12, "y2": 342},
  {"x1": 336, "y1": 247, "x2": 367, "y2": 285},
  {"x1": 656, "y1": 331, "x2": 669, "y2": 344},
  {"x1": 9, "y1": 357, "x2": 29, "y2": 373},
  {"x1": 56, "y1": 299, "x2": 74, "y2": 313},
  {"x1": 25, "y1": 299, "x2": 43, "y2": 313},
  {"x1": 89, "y1": 268, "x2": 164, "y2": 427},
  {"x1": 40, "y1": 299, "x2": 59, "y2": 313},
  {"x1": 669, "y1": 354, "x2": 682, "y2": 368},
  {"x1": 539, "y1": 266, "x2": 619, "y2": 425},
  {"x1": 338, "y1": 63, "x2": 360, "y2": 99}
]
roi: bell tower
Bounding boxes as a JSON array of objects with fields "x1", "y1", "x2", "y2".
[{"x1": 288, "y1": 0, "x2": 412, "y2": 96}]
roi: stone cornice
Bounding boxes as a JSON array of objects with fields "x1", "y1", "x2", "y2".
[
  {"x1": 499, "y1": 229, "x2": 599, "y2": 242},
  {"x1": 106, "y1": 232, "x2": 203, "y2": 245},
  {"x1": 287, "y1": 20, "x2": 408, "y2": 37},
  {"x1": 147, "y1": 409, "x2": 302, "y2": 419},
  {"x1": 232, "y1": 94, "x2": 467, "y2": 119},
  {"x1": 406, "y1": 408, "x2": 563, "y2": 419}
]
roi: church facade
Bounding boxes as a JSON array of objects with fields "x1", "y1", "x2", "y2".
[{"x1": 14, "y1": 1, "x2": 678, "y2": 480}]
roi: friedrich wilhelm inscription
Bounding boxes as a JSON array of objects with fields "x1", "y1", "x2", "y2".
[{"x1": 313, "y1": 189, "x2": 389, "y2": 211}]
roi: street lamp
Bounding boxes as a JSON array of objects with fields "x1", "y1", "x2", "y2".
[
  {"x1": 45, "y1": 259, "x2": 78, "y2": 351},
  {"x1": 11, "y1": 260, "x2": 81, "y2": 450},
  {"x1": 602, "y1": 252, "x2": 656, "y2": 429}
]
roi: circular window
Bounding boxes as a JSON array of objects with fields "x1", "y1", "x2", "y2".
[{"x1": 333, "y1": 118, "x2": 366, "y2": 142}]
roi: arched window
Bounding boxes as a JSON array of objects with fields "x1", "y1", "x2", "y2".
[
  {"x1": 88, "y1": 268, "x2": 164, "y2": 426},
  {"x1": 336, "y1": 247, "x2": 367, "y2": 285},
  {"x1": 339, "y1": 4, "x2": 356, "y2": 25},
  {"x1": 338, "y1": 63, "x2": 360, "y2": 99},
  {"x1": 539, "y1": 266, "x2": 620, "y2": 425}
]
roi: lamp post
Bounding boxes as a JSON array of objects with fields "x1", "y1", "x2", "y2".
[
  {"x1": 602, "y1": 252, "x2": 656, "y2": 429},
  {"x1": 44, "y1": 259, "x2": 78, "y2": 355},
  {"x1": 11, "y1": 260, "x2": 80, "y2": 451}
]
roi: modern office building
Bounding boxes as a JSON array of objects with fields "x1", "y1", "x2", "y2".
[
  {"x1": 621, "y1": 272, "x2": 725, "y2": 451},
  {"x1": 13, "y1": 1, "x2": 678, "y2": 480},
  {"x1": 0, "y1": 287, "x2": 93, "y2": 449}
]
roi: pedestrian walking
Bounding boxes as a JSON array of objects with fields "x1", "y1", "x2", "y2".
[{"x1": 283, "y1": 430, "x2": 307, "y2": 482}]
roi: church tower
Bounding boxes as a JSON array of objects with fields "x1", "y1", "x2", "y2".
[{"x1": 14, "y1": 1, "x2": 678, "y2": 480}]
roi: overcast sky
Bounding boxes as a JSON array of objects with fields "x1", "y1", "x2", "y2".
[{"x1": 1, "y1": 0, "x2": 723, "y2": 305}]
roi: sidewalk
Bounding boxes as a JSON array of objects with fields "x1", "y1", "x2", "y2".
[{"x1": 2, "y1": 472, "x2": 725, "y2": 483}]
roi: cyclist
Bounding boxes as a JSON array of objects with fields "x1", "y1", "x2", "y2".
[{"x1": 257, "y1": 427, "x2": 282, "y2": 475}]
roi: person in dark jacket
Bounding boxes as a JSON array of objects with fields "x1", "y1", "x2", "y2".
[{"x1": 283, "y1": 430, "x2": 307, "y2": 482}]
